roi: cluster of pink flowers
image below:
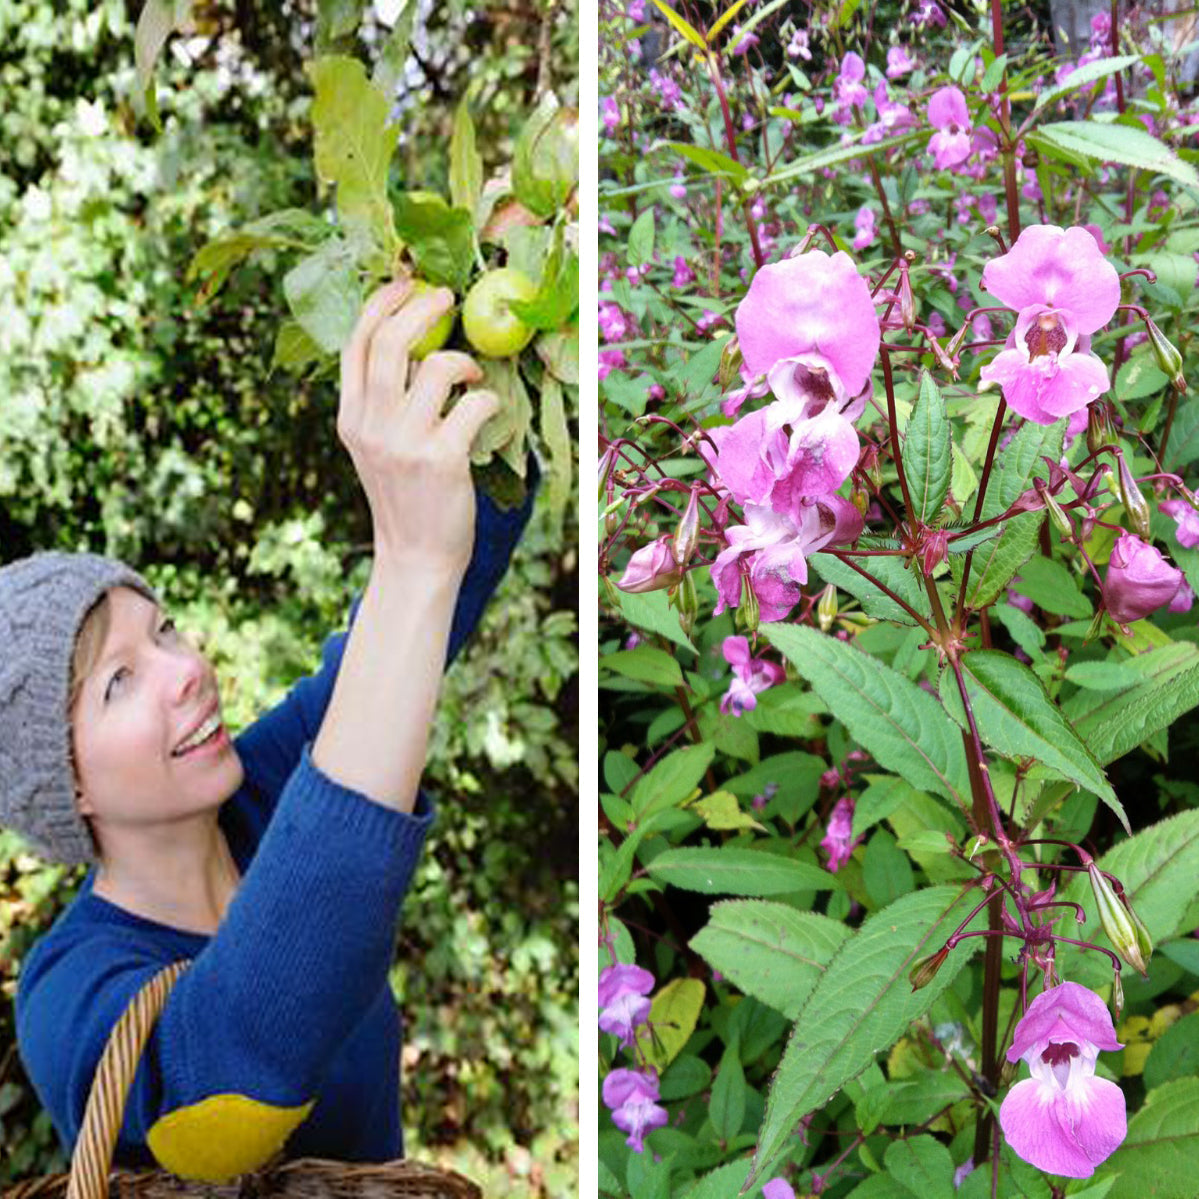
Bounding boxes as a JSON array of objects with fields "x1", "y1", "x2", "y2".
[
  {"x1": 699, "y1": 249, "x2": 877, "y2": 622},
  {"x1": 599, "y1": 962, "x2": 668, "y2": 1152},
  {"x1": 720, "y1": 635, "x2": 785, "y2": 716}
]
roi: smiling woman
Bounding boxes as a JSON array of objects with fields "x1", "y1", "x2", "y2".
[{"x1": 0, "y1": 280, "x2": 536, "y2": 1184}]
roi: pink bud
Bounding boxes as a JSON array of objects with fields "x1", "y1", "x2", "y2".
[
  {"x1": 616, "y1": 536, "x2": 683, "y2": 594},
  {"x1": 1104, "y1": 533, "x2": 1186, "y2": 624}
]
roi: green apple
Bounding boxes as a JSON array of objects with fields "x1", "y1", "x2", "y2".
[
  {"x1": 461, "y1": 267, "x2": 538, "y2": 358},
  {"x1": 409, "y1": 280, "x2": 456, "y2": 360}
]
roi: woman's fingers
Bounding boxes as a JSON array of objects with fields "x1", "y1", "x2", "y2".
[
  {"x1": 442, "y1": 388, "x2": 501, "y2": 453},
  {"x1": 341, "y1": 279, "x2": 412, "y2": 416},
  {"x1": 363, "y1": 285, "x2": 455, "y2": 405},
  {"x1": 406, "y1": 351, "x2": 484, "y2": 426}
]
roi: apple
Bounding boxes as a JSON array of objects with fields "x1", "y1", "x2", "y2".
[
  {"x1": 462, "y1": 267, "x2": 538, "y2": 358},
  {"x1": 409, "y1": 280, "x2": 456, "y2": 360}
]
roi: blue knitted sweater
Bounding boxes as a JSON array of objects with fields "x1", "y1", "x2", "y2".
[{"x1": 15, "y1": 483, "x2": 534, "y2": 1181}]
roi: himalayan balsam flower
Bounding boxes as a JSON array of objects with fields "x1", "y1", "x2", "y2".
[
  {"x1": 671, "y1": 256, "x2": 695, "y2": 287},
  {"x1": 834, "y1": 52, "x2": 869, "y2": 114},
  {"x1": 821, "y1": 796, "x2": 860, "y2": 871},
  {"x1": 979, "y1": 225, "x2": 1120, "y2": 425},
  {"x1": 927, "y1": 86, "x2": 973, "y2": 169},
  {"x1": 1103, "y1": 533, "x2": 1187, "y2": 624},
  {"x1": 598, "y1": 963, "x2": 655, "y2": 1047},
  {"x1": 1160, "y1": 499, "x2": 1199, "y2": 548},
  {"x1": 602, "y1": 96, "x2": 620, "y2": 135},
  {"x1": 999, "y1": 982, "x2": 1126, "y2": 1178},
  {"x1": 720, "y1": 635, "x2": 785, "y2": 716},
  {"x1": 886, "y1": 45, "x2": 915, "y2": 78},
  {"x1": 853, "y1": 206, "x2": 876, "y2": 250},
  {"x1": 762, "y1": 1180, "x2": 796, "y2": 1199},
  {"x1": 602, "y1": 1068, "x2": 669, "y2": 1152},
  {"x1": 616, "y1": 536, "x2": 682, "y2": 594}
]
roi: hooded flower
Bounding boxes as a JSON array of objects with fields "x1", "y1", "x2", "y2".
[
  {"x1": 1104, "y1": 533, "x2": 1187, "y2": 624},
  {"x1": 616, "y1": 536, "x2": 683, "y2": 594},
  {"x1": 598, "y1": 963, "x2": 655, "y2": 1047},
  {"x1": 720, "y1": 636, "x2": 786, "y2": 716},
  {"x1": 602, "y1": 1068, "x2": 669, "y2": 1152},
  {"x1": 979, "y1": 225, "x2": 1121, "y2": 425},
  {"x1": 927, "y1": 86, "x2": 973, "y2": 169},
  {"x1": 821, "y1": 795, "x2": 860, "y2": 871},
  {"x1": 735, "y1": 249, "x2": 881, "y2": 403},
  {"x1": 1160, "y1": 499, "x2": 1199, "y2": 548},
  {"x1": 999, "y1": 982, "x2": 1126, "y2": 1178}
]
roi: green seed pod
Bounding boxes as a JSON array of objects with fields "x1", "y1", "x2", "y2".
[{"x1": 1089, "y1": 864, "x2": 1151, "y2": 976}]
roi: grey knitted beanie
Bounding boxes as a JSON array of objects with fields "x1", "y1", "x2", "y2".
[{"x1": 0, "y1": 551, "x2": 158, "y2": 866}]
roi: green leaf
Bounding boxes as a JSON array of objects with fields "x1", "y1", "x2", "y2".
[
  {"x1": 511, "y1": 236, "x2": 579, "y2": 330},
  {"x1": 1143, "y1": 1010, "x2": 1199, "y2": 1090},
  {"x1": 1033, "y1": 55, "x2": 1141, "y2": 111},
  {"x1": 391, "y1": 192, "x2": 474, "y2": 293},
  {"x1": 1011, "y1": 555, "x2": 1092, "y2": 619},
  {"x1": 956, "y1": 512, "x2": 1041, "y2": 608},
  {"x1": 372, "y1": 2, "x2": 418, "y2": 98},
  {"x1": 636, "y1": 977, "x2": 706, "y2": 1071},
  {"x1": 812, "y1": 551, "x2": 929, "y2": 627},
  {"x1": 1064, "y1": 660, "x2": 1145, "y2": 691},
  {"x1": 646, "y1": 847, "x2": 839, "y2": 896},
  {"x1": 863, "y1": 828, "x2": 916, "y2": 908},
  {"x1": 1064, "y1": 641, "x2": 1199, "y2": 764},
  {"x1": 680, "y1": 1161, "x2": 768, "y2": 1199},
  {"x1": 748, "y1": 886, "x2": 987, "y2": 1185},
  {"x1": 1100, "y1": 1078, "x2": 1199, "y2": 1198},
  {"x1": 980, "y1": 53, "x2": 1008, "y2": 93},
  {"x1": 307, "y1": 56, "x2": 399, "y2": 254},
  {"x1": 610, "y1": 587, "x2": 697, "y2": 651},
  {"x1": 660, "y1": 1054, "x2": 713, "y2": 1100},
  {"x1": 884, "y1": 1136, "x2": 956, "y2": 1199},
  {"x1": 470, "y1": 358, "x2": 533, "y2": 477},
  {"x1": 691, "y1": 902, "x2": 852, "y2": 1019},
  {"x1": 765, "y1": 131, "x2": 920, "y2": 188},
  {"x1": 631, "y1": 742, "x2": 716, "y2": 821},
  {"x1": 628, "y1": 209, "x2": 656, "y2": 267},
  {"x1": 852, "y1": 775, "x2": 925, "y2": 839},
  {"x1": 133, "y1": 0, "x2": 193, "y2": 124},
  {"x1": 649, "y1": 0, "x2": 708, "y2": 51},
  {"x1": 270, "y1": 321, "x2": 326, "y2": 376},
  {"x1": 664, "y1": 142, "x2": 748, "y2": 184},
  {"x1": 688, "y1": 790, "x2": 766, "y2": 832},
  {"x1": 1029, "y1": 120, "x2": 1199, "y2": 191},
  {"x1": 984, "y1": 416, "x2": 1066, "y2": 518},
  {"x1": 764, "y1": 624, "x2": 970, "y2": 811},
  {"x1": 316, "y1": 0, "x2": 361, "y2": 45},
  {"x1": 512, "y1": 95, "x2": 578, "y2": 218},
  {"x1": 539, "y1": 376, "x2": 572, "y2": 530},
  {"x1": 905, "y1": 372, "x2": 952, "y2": 525},
  {"x1": 940, "y1": 651, "x2": 1126, "y2": 831},
  {"x1": 709, "y1": 1046, "x2": 748, "y2": 1142},
  {"x1": 283, "y1": 238, "x2": 363, "y2": 354},
  {"x1": 601, "y1": 645, "x2": 685, "y2": 690},
  {"x1": 449, "y1": 100, "x2": 484, "y2": 217}
]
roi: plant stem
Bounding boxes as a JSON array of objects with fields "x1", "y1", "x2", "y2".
[
  {"x1": 990, "y1": 0, "x2": 1021, "y2": 245},
  {"x1": 706, "y1": 53, "x2": 765, "y2": 270}
]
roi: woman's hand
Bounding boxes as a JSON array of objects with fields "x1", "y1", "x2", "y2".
[{"x1": 338, "y1": 279, "x2": 499, "y2": 580}]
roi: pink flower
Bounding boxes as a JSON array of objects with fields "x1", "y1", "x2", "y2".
[
  {"x1": 1161, "y1": 499, "x2": 1199, "y2": 548},
  {"x1": 671, "y1": 256, "x2": 696, "y2": 287},
  {"x1": 835, "y1": 52, "x2": 869, "y2": 110},
  {"x1": 999, "y1": 982, "x2": 1126, "y2": 1179},
  {"x1": 598, "y1": 963, "x2": 655, "y2": 1047},
  {"x1": 616, "y1": 536, "x2": 683, "y2": 594},
  {"x1": 730, "y1": 24, "x2": 759, "y2": 55},
  {"x1": 599, "y1": 348, "x2": 627, "y2": 381},
  {"x1": 927, "y1": 86, "x2": 973, "y2": 169},
  {"x1": 787, "y1": 29, "x2": 811, "y2": 60},
  {"x1": 602, "y1": 1068, "x2": 669, "y2": 1152},
  {"x1": 602, "y1": 96, "x2": 620, "y2": 135},
  {"x1": 821, "y1": 796, "x2": 860, "y2": 871},
  {"x1": 735, "y1": 249, "x2": 881, "y2": 402},
  {"x1": 1104, "y1": 533, "x2": 1187, "y2": 624},
  {"x1": 599, "y1": 302, "x2": 631, "y2": 343},
  {"x1": 912, "y1": 0, "x2": 946, "y2": 26},
  {"x1": 720, "y1": 635, "x2": 785, "y2": 716},
  {"x1": 763, "y1": 1181, "x2": 796, "y2": 1199},
  {"x1": 853, "y1": 205, "x2": 877, "y2": 250},
  {"x1": 887, "y1": 46, "x2": 915, "y2": 78},
  {"x1": 979, "y1": 225, "x2": 1121, "y2": 425}
]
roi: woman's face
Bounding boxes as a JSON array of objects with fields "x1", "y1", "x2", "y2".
[{"x1": 71, "y1": 586, "x2": 244, "y2": 840}]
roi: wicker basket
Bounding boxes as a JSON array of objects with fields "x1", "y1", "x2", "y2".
[{"x1": 2, "y1": 963, "x2": 481, "y2": 1199}]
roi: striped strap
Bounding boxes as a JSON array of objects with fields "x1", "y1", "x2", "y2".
[{"x1": 65, "y1": 961, "x2": 188, "y2": 1199}]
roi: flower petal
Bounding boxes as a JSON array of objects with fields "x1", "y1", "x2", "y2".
[
  {"x1": 1067, "y1": 1074, "x2": 1127, "y2": 1172},
  {"x1": 1008, "y1": 981, "x2": 1123, "y2": 1062},
  {"x1": 1000, "y1": 1077, "x2": 1098, "y2": 1178},
  {"x1": 927, "y1": 85, "x2": 969, "y2": 130}
]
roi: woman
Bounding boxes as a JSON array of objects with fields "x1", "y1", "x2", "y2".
[{"x1": 2, "y1": 279, "x2": 535, "y2": 1181}]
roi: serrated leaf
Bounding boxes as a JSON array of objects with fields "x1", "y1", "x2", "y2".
[
  {"x1": 610, "y1": 587, "x2": 697, "y2": 651},
  {"x1": 539, "y1": 375, "x2": 571, "y2": 529},
  {"x1": 680, "y1": 1161, "x2": 769, "y2": 1199},
  {"x1": 307, "y1": 56, "x2": 399, "y2": 253},
  {"x1": 764, "y1": 624, "x2": 970, "y2": 811},
  {"x1": 1100, "y1": 1078, "x2": 1199, "y2": 1198},
  {"x1": 1063, "y1": 641, "x2": 1199, "y2": 764},
  {"x1": 647, "y1": 847, "x2": 839, "y2": 895},
  {"x1": 955, "y1": 512, "x2": 1041, "y2": 608},
  {"x1": 283, "y1": 238, "x2": 363, "y2": 354},
  {"x1": 391, "y1": 192, "x2": 474, "y2": 292},
  {"x1": 906, "y1": 372, "x2": 952, "y2": 525},
  {"x1": 691, "y1": 902, "x2": 851, "y2": 1019},
  {"x1": 940, "y1": 650, "x2": 1126, "y2": 831},
  {"x1": 512, "y1": 95, "x2": 577, "y2": 218},
  {"x1": 984, "y1": 416, "x2": 1066, "y2": 518},
  {"x1": 635, "y1": 977, "x2": 706, "y2": 1071},
  {"x1": 1064, "y1": 660, "x2": 1144, "y2": 691},
  {"x1": 766, "y1": 131, "x2": 920, "y2": 187},
  {"x1": 884, "y1": 1136, "x2": 956, "y2": 1199},
  {"x1": 1029, "y1": 120, "x2": 1199, "y2": 191},
  {"x1": 710, "y1": 1046, "x2": 748, "y2": 1142},
  {"x1": 1033, "y1": 55, "x2": 1141, "y2": 111},
  {"x1": 631, "y1": 742, "x2": 716, "y2": 821},
  {"x1": 449, "y1": 100, "x2": 483, "y2": 216},
  {"x1": 664, "y1": 141, "x2": 748, "y2": 184},
  {"x1": 628, "y1": 209, "x2": 656, "y2": 267},
  {"x1": 748, "y1": 886, "x2": 987, "y2": 1185},
  {"x1": 601, "y1": 645, "x2": 685, "y2": 690},
  {"x1": 980, "y1": 53, "x2": 1008, "y2": 93},
  {"x1": 812, "y1": 551, "x2": 929, "y2": 626},
  {"x1": 688, "y1": 790, "x2": 767, "y2": 832},
  {"x1": 1011, "y1": 555, "x2": 1092, "y2": 618}
]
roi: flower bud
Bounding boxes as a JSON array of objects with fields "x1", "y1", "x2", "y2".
[
  {"x1": 1145, "y1": 317, "x2": 1186, "y2": 393},
  {"x1": 1112, "y1": 967, "x2": 1124, "y2": 1022},
  {"x1": 1116, "y1": 454, "x2": 1152, "y2": 540},
  {"x1": 616, "y1": 536, "x2": 684, "y2": 594},
  {"x1": 1089, "y1": 864, "x2": 1151, "y2": 976},
  {"x1": 739, "y1": 581, "x2": 760, "y2": 636},
  {"x1": 672, "y1": 487, "x2": 701, "y2": 566},
  {"x1": 921, "y1": 528, "x2": 949, "y2": 576},
  {"x1": 1039, "y1": 484, "x2": 1074, "y2": 538},
  {"x1": 910, "y1": 947, "x2": 950, "y2": 991},
  {"x1": 1104, "y1": 533, "x2": 1185, "y2": 625},
  {"x1": 897, "y1": 263, "x2": 916, "y2": 333},
  {"x1": 962, "y1": 833, "x2": 989, "y2": 861},
  {"x1": 598, "y1": 447, "x2": 616, "y2": 501},
  {"x1": 817, "y1": 583, "x2": 838, "y2": 632},
  {"x1": 673, "y1": 568, "x2": 699, "y2": 636},
  {"x1": 1087, "y1": 403, "x2": 1114, "y2": 458},
  {"x1": 719, "y1": 336, "x2": 743, "y2": 390}
]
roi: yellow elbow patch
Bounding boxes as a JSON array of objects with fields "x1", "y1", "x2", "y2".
[{"x1": 147, "y1": 1093, "x2": 315, "y2": 1182}]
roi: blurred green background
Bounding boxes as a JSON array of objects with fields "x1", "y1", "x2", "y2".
[{"x1": 0, "y1": 1, "x2": 579, "y2": 1194}]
